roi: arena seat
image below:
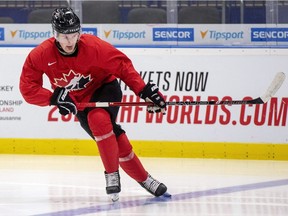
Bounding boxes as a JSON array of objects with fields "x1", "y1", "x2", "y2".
[
  {"x1": 82, "y1": 1, "x2": 121, "y2": 23},
  {"x1": 0, "y1": 17, "x2": 14, "y2": 23},
  {"x1": 178, "y1": 6, "x2": 221, "y2": 24},
  {"x1": 278, "y1": 5, "x2": 288, "y2": 23},
  {"x1": 127, "y1": 8, "x2": 167, "y2": 23},
  {"x1": 27, "y1": 8, "x2": 55, "y2": 23}
]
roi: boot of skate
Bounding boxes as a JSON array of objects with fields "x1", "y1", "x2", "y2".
[
  {"x1": 139, "y1": 174, "x2": 167, "y2": 197},
  {"x1": 105, "y1": 170, "x2": 121, "y2": 202}
]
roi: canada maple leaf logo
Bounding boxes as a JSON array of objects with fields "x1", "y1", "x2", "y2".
[{"x1": 53, "y1": 70, "x2": 92, "y2": 91}]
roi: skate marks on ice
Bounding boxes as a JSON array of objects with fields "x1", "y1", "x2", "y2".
[{"x1": 34, "y1": 178, "x2": 288, "y2": 216}]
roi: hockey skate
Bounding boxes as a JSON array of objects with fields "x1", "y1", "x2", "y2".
[
  {"x1": 139, "y1": 174, "x2": 168, "y2": 197},
  {"x1": 105, "y1": 170, "x2": 121, "y2": 202}
]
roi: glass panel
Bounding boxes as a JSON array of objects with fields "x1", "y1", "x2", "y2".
[
  {"x1": 0, "y1": 0, "x2": 287, "y2": 47},
  {"x1": 0, "y1": 0, "x2": 286, "y2": 24}
]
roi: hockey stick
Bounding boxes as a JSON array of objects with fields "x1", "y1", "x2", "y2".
[{"x1": 76, "y1": 72, "x2": 285, "y2": 108}]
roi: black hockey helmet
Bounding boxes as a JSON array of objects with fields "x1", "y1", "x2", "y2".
[{"x1": 51, "y1": 8, "x2": 81, "y2": 34}]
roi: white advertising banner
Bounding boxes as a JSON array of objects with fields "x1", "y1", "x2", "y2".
[
  {"x1": 0, "y1": 48, "x2": 287, "y2": 144},
  {"x1": 0, "y1": 24, "x2": 288, "y2": 47}
]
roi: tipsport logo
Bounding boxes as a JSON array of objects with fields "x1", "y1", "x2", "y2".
[
  {"x1": 82, "y1": 28, "x2": 97, "y2": 36},
  {"x1": 10, "y1": 30, "x2": 51, "y2": 40},
  {"x1": 104, "y1": 29, "x2": 146, "y2": 40},
  {"x1": 0, "y1": 28, "x2": 4, "y2": 41},
  {"x1": 251, "y1": 28, "x2": 288, "y2": 42},
  {"x1": 200, "y1": 30, "x2": 244, "y2": 40},
  {"x1": 153, "y1": 28, "x2": 194, "y2": 41}
]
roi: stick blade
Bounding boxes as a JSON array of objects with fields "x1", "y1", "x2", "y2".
[{"x1": 260, "y1": 72, "x2": 286, "y2": 103}]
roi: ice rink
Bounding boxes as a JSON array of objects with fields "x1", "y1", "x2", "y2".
[{"x1": 0, "y1": 155, "x2": 287, "y2": 216}]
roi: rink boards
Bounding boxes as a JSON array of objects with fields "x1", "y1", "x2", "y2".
[{"x1": 0, "y1": 48, "x2": 288, "y2": 160}]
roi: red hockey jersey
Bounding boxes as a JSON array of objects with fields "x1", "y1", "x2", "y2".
[{"x1": 20, "y1": 34, "x2": 145, "y2": 109}]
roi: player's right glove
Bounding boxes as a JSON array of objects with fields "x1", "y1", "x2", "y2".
[
  {"x1": 50, "y1": 87, "x2": 77, "y2": 116},
  {"x1": 139, "y1": 83, "x2": 166, "y2": 114}
]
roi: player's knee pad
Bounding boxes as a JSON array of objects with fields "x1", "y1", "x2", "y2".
[{"x1": 87, "y1": 108, "x2": 114, "y2": 139}]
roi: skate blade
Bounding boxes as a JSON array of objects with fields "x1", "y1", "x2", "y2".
[
  {"x1": 162, "y1": 192, "x2": 172, "y2": 198},
  {"x1": 145, "y1": 192, "x2": 172, "y2": 203},
  {"x1": 110, "y1": 193, "x2": 119, "y2": 202}
]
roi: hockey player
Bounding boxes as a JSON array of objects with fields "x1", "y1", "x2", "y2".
[{"x1": 19, "y1": 8, "x2": 168, "y2": 202}]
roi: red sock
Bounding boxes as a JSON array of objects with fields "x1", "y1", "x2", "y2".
[
  {"x1": 88, "y1": 109, "x2": 119, "y2": 173},
  {"x1": 96, "y1": 135, "x2": 119, "y2": 173},
  {"x1": 117, "y1": 133, "x2": 148, "y2": 182}
]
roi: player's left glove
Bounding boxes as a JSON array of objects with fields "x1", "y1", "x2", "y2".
[
  {"x1": 50, "y1": 87, "x2": 77, "y2": 116},
  {"x1": 139, "y1": 83, "x2": 166, "y2": 114}
]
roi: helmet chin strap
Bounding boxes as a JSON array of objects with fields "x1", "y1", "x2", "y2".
[{"x1": 55, "y1": 40, "x2": 78, "y2": 56}]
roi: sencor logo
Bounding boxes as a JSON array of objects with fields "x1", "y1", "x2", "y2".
[
  {"x1": 0, "y1": 28, "x2": 4, "y2": 41},
  {"x1": 82, "y1": 28, "x2": 97, "y2": 36},
  {"x1": 153, "y1": 28, "x2": 194, "y2": 41},
  {"x1": 251, "y1": 28, "x2": 288, "y2": 42}
]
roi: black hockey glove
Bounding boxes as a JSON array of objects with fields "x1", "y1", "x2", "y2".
[
  {"x1": 50, "y1": 87, "x2": 77, "y2": 116},
  {"x1": 139, "y1": 83, "x2": 166, "y2": 114}
]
